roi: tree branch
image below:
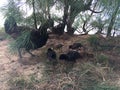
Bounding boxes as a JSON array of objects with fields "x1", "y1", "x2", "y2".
[{"x1": 89, "y1": 8, "x2": 103, "y2": 13}]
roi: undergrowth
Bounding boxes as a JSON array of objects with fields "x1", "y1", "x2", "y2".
[
  {"x1": 8, "y1": 31, "x2": 33, "y2": 55},
  {"x1": 0, "y1": 28, "x2": 8, "y2": 40},
  {"x1": 87, "y1": 35, "x2": 100, "y2": 50},
  {"x1": 8, "y1": 61, "x2": 120, "y2": 90},
  {"x1": 6, "y1": 34, "x2": 120, "y2": 90}
]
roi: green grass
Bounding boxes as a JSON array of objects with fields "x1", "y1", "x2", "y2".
[
  {"x1": 9, "y1": 77, "x2": 36, "y2": 90},
  {"x1": 87, "y1": 35, "x2": 100, "y2": 50},
  {"x1": 0, "y1": 28, "x2": 8, "y2": 40},
  {"x1": 7, "y1": 61, "x2": 120, "y2": 90},
  {"x1": 96, "y1": 54, "x2": 109, "y2": 66},
  {"x1": 93, "y1": 84, "x2": 119, "y2": 90}
]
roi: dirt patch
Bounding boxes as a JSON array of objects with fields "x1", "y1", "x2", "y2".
[{"x1": 0, "y1": 40, "x2": 45, "y2": 90}]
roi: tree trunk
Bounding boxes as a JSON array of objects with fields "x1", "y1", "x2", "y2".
[
  {"x1": 32, "y1": 0, "x2": 37, "y2": 29},
  {"x1": 63, "y1": 0, "x2": 69, "y2": 24},
  {"x1": 67, "y1": 18, "x2": 75, "y2": 35},
  {"x1": 66, "y1": 6, "x2": 76, "y2": 35},
  {"x1": 65, "y1": 0, "x2": 93, "y2": 35},
  {"x1": 82, "y1": 0, "x2": 98, "y2": 34},
  {"x1": 107, "y1": 4, "x2": 119, "y2": 37}
]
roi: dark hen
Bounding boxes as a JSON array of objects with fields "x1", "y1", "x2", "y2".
[
  {"x1": 47, "y1": 48, "x2": 57, "y2": 61},
  {"x1": 59, "y1": 51, "x2": 82, "y2": 73},
  {"x1": 59, "y1": 51, "x2": 82, "y2": 62},
  {"x1": 69, "y1": 43, "x2": 83, "y2": 50},
  {"x1": 54, "y1": 44, "x2": 63, "y2": 52},
  {"x1": 59, "y1": 54, "x2": 68, "y2": 60},
  {"x1": 51, "y1": 23, "x2": 65, "y2": 35},
  {"x1": 46, "y1": 48, "x2": 58, "y2": 66},
  {"x1": 4, "y1": 16, "x2": 52, "y2": 58},
  {"x1": 67, "y1": 51, "x2": 82, "y2": 61}
]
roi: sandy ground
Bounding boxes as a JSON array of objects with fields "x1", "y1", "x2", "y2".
[
  {"x1": 0, "y1": 40, "x2": 16, "y2": 89},
  {"x1": 0, "y1": 40, "x2": 44, "y2": 90}
]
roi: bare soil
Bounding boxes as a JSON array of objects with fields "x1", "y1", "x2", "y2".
[{"x1": 0, "y1": 40, "x2": 45, "y2": 90}]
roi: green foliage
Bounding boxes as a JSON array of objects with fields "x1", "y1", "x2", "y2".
[
  {"x1": 4, "y1": 16, "x2": 16, "y2": 32},
  {"x1": 93, "y1": 84, "x2": 119, "y2": 90},
  {"x1": 15, "y1": 31, "x2": 33, "y2": 48},
  {"x1": 88, "y1": 35, "x2": 100, "y2": 46},
  {"x1": 91, "y1": 18, "x2": 104, "y2": 31},
  {"x1": 87, "y1": 35, "x2": 100, "y2": 50},
  {"x1": 25, "y1": 0, "x2": 55, "y2": 26},
  {"x1": 1, "y1": 0, "x2": 120, "y2": 36},
  {"x1": 24, "y1": 12, "x2": 46, "y2": 27},
  {"x1": 1, "y1": 0, "x2": 24, "y2": 24},
  {"x1": 0, "y1": 28, "x2": 8, "y2": 40},
  {"x1": 84, "y1": 85, "x2": 119, "y2": 90},
  {"x1": 8, "y1": 41, "x2": 18, "y2": 55},
  {"x1": 9, "y1": 77, "x2": 36, "y2": 90},
  {"x1": 96, "y1": 54, "x2": 109, "y2": 66},
  {"x1": 8, "y1": 31, "x2": 34, "y2": 55}
]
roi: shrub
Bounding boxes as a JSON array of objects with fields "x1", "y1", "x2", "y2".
[
  {"x1": 87, "y1": 35, "x2": 100, "y2": 50},
  {"x1": 0, "y1": 28, "x2": 8, "y2": 40},
  {"x1": 93, "y1": 84, "x2": 119, "y2": 90},
  {"x1": 96, "y1": 54, "x2": 109, "y2": 66}
]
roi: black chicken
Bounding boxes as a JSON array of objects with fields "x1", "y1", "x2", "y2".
[
  {"x1": 47, "y1": 48, "x2": 57, "y2": 61},
  {"x1": 51, "y1": 23, "x2": 65, "y2": 35},
  {"x1": 59, "y1": 51, "x2": 82, "y2": 62},
  {"x1": 4, "y1": 16, "x2": 52, "y2": 58},
  {"x1": 59, "y1": 51, "x2": 82, "y2": 73},
  {"x1": 59, "y1": 54, "x2": 68, "y2": 60},
  {"x1": 69, "y1": 43, "x2": 83, "y2": 50},
  {"x1": 46, "y1": 48, "x2": 58, "y2": 66},
  {"x1": 54, "y1": 44, "x2": 63, "y2": 52}
]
